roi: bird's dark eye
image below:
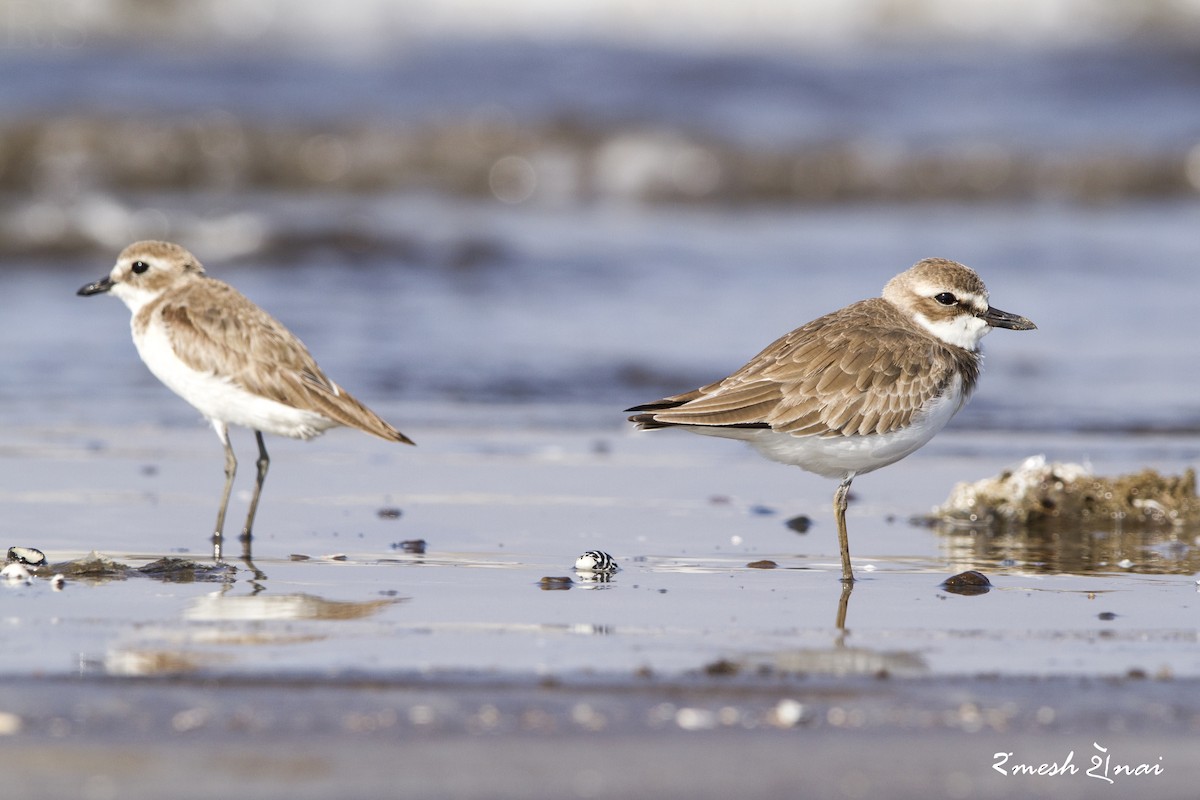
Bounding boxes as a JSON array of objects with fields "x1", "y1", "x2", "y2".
[
  {"x1": 934, "y1": 292, "x2": 957, "y2": 306},
  {"x1": 131, "y1": 260, "x2": 150, "y2": 275}
]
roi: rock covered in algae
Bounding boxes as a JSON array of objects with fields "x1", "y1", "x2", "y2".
[{"x1": 931, "y1": 455, "x2": 1200, "y2": 528}]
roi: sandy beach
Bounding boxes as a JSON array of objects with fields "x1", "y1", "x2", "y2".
[{"x1": 1, "y1": 418, "x2": 1197, "y2": 798}]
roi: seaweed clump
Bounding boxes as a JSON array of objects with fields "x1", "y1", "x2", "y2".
[{"x1": 930, "y1": 455, "x2": 1200, "y2": 529}]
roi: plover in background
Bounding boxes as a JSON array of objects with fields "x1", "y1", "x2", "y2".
[
  {"x1": 627, "y1": 258, "x2": 1035, "y2": 583},
  {"x1": 78, "y1": 241, "x2": 414, "y2": 560}
]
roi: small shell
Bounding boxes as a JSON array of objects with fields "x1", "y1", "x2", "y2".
[
  {"x1": 574, "y1": 550, "x2": 619, "y2": 573},
  {"x1": 1, "y1": 563, "x2": 32, "y2": 583},
  {"x1": 6, "y1": 547, "x2": 46, "y2": 567}
]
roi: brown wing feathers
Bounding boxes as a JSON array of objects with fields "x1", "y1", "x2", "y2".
[
  {"x1": 159, "y1": 279, "x2": 413, "y2": 445},
  {"x1": 627, "y1": 298, "x2": 979, "y2": 439}
]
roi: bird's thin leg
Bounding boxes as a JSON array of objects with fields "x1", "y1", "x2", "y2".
[
  {"x1": 834, "y1": 473, "x2": 856, "y2": 583},
  {"x1": 835, "y1": 580, "x2": 852, "y2": 633},
  {"x1": 240, "y1": 431, "x2": 270, "y2": 551},
  {"x1": 213, "y1": 422, "x2": 236, "y2": 562}
]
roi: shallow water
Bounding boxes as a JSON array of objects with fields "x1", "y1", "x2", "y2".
[
  {"x1": 2, "y1": 10, "x2": 1199, "y2": 438},
  {"x1": 3, "y1": 422, "x2": 1197, "y2": 682},
  {"x1": 11, "y1": 195, "x2": 1200, "y2": 438}
]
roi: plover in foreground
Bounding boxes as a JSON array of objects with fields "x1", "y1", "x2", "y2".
[
  {"x1": 79, "y1": 241, "x2": 414, "y2": 560},
  {"x1": 627, "y1": 258, "x2": 1035, "y2": 583}
]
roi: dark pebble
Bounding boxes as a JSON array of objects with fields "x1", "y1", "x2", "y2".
[
  {"x1": 703, "y1": 658, "x2": 740, "y2": 676},
  {"x1": 785, "y1": 515, "x2": 812, "y2": 533},
  {"x1": 746, "y1": 559, "x2": 778, "y2": 569},
  {"x1": 538, "y1": 576, "x2": 573, "y2": 590},
  {"x1": 376, "y1": 507, "x2": 403, "y2": 520},
  {"x1": 941, "y1": 569, "x2": 992, "y2": 596}
]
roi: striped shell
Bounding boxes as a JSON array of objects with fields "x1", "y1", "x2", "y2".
[{"x1": 574, "y1": 550, "x2": 619, "y2": 573}]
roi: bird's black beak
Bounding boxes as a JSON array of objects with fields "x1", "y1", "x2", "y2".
[
  {"x1": 77, "y1": 276, "x2": 114, "y2": 296},
  {"x1": 983, "y1": 305, "x2": 1036, "y2": 330}
]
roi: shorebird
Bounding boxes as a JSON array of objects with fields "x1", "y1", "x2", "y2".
[
  {"x1": 627, "y1": 258, "x2": 1035, "y2": 582},
  {"x1": 78, "y1": 240, "x2": 414, "y2": 560}
]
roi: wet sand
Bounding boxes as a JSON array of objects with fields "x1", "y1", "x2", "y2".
[
  {"x1": 2, "y1": 675, "x2": 1196, "y2": 800},
  {"x1": 1, "y1": 414, "x2": 1197, "y2": 797}
]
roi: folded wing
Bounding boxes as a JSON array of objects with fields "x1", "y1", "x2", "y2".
[
  {"x1": 628, "y1": 298, "x2": 978, "y2": 438},
  {"x1": 161, "y1": 280, "x2": 414, "y2": 444}
]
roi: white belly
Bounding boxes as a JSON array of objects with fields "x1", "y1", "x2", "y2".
[
  {"x1": 133, "y1": 319, "x2": 340, "y2": 440},
  {"x1": 689, "y1": 375, "x2": 969, "y2": 480}
]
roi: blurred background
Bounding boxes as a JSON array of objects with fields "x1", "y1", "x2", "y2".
[{"x1": 4, "y1": 0, "x2": 1200, "y2": 435}]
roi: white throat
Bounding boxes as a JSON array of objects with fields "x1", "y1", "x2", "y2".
[
  {"x1": 110, "y1": 281, "x2": 160, "y2": 315},
  {"x1": 912, "y1": 311, "x2": 990, "y2": 351}
]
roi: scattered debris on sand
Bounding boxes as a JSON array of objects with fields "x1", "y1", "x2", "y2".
[
  {"x1": 49, "y1": 551, "x2": 129, "y2": 581},
  {"x1": 927, "y1": 455, "x2": 1200, "y2": 528},
  {"x1": 137, "y1": 557, "x2": 236, "y2": 583},
  {"x1": 41, "y1": 552, "x2": 237, "y2": 584}
]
